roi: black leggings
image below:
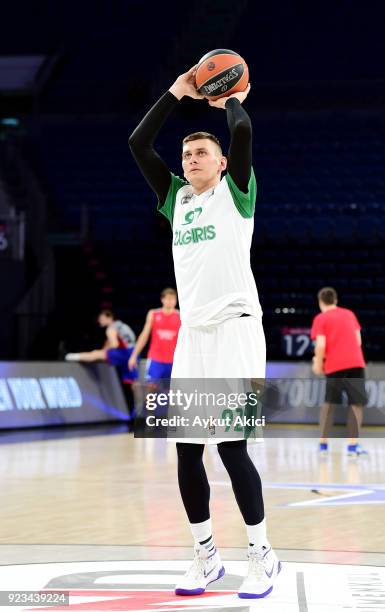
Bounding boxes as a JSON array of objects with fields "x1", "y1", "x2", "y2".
[{"x1": 176, "y1": 440, "x2": 264, "y2": 525}]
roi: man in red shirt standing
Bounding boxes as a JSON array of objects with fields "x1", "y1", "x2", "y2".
[
  {"x1": 311, "y1": 287, "x2": 367, "y2": 456},
  {"x1": 128, "y1": 287, "x2": 181, "y2": 383}
]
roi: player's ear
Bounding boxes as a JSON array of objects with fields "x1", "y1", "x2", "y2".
[{"x1": 220, "y1": 155, "x2": 227, "y2": 171}]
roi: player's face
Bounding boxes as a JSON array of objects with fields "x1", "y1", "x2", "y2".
[
  {"x1": 161, "y1": 294, "x2": 177, "y2": 309},
  {"x1": 98, "y1": 314, "x2": 110, "y2": 327},
  {"x1": 182, "y1": 139, "x2": 227, "y2": 190}
]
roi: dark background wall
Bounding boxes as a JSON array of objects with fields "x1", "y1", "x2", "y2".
[{"x1": 0, "y1": 0, "x2": 384, "y2": 360}]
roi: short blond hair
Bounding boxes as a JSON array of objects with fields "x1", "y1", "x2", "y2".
[
  {"x1": 182, "y1": 131, "x2": 222, "y2": 154},
  {"x1": 161, "y1": 287, "x2": 177, "y2": 298}
]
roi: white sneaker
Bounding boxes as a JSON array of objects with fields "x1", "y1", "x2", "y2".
[
  {"x1": 238, "y1": 545, "x2": 281, "y2": 599},
  {"x1": 65, "y1": 353, "x2": 81, "y2": 362},
  {"x1": 175, "y1": 548, "x2": 225, "y2": 596}
]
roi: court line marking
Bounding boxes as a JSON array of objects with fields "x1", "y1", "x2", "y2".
[{"x1": 296, "y1": 571, "x2": 308, "y2": 612}]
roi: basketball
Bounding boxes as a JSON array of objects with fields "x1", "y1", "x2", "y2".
[{"x1": 195, "y1": 49, "x2": 249, "y2": 100}]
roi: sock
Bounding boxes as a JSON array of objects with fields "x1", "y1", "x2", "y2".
[
  {"x1": 246, "y1": 517, "x2": 268, "y2": 549},
  {"x1": 65, "y1": 353, "x2": 81, "y2": 361},
  {"x1": 190, "y1": 518, "x2": 215, "y2": 554},
  {"x1": 199, "y1": 534, "x2": 215, "y2": 555}
]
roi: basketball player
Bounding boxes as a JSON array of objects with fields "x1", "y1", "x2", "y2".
[
  {"x1": 65, "y1": 310, "x2": 138, "y2": 383},
  {"x1": 311, "y1": 287, "x2": 368, "y2": 456},
  {"x1": 128, "y1": 288, "x2": 180, "y2": 383},
  {"x1": 129, "y1": 65, "x2": 280, "y2": 599}
]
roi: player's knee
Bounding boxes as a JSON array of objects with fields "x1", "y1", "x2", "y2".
[
  {"x1": 176, "y1": 442, "x2": 204, "y2": 464},
  {"x1": 217, "y1": 440, "x2": 247, "y2": 464}
]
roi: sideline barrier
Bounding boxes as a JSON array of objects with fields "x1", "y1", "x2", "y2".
[
  {"x1": 0, "y1": 362, "x2": 128, "y2": 429},
  {"x1": 1, "y1": 361, "x2": 384, "y2": 430},
  {"x1": 266, "y1": 362, "x2": 385, "y2": 425}
]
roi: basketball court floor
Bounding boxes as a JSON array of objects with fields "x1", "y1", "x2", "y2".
[{"x1": 0, "y1": 427, "x2": 384, "y2": 611}]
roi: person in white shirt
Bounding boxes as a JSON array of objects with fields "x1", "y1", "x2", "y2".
[{"x1": 129, "y1": 65, "x2": 280, "y2": 599}]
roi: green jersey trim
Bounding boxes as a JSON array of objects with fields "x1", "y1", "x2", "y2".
[
  {"x1": 157, "y1": 173, "x2": 187, "y2": 227},
  {"x1": 225, "y1": 168, "x2": 257, "y2": 218}
]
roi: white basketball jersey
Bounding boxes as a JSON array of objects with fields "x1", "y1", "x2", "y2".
[{"x1": 158, "y1": 170, "x2": 262, "y2": 327}]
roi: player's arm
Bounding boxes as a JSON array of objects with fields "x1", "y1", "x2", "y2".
[
  {"x1": 351, "y1": 312, "x2": 363, "y2": 347},
  {"x1": 106, "y1": 326, "x2": 120, "y2": 349},
  {"x1": 209, "y1": 85, "x2": 252, "y2": 193},
  {"x1": 128, "y1": 66, "x2": 203, "y2": 204},
  {"x1": 128, "y1": 310, "x2": 154, "y2": 369},
  {"x1": 312, "y1": 335, "x2": 326, "y2": 375}
]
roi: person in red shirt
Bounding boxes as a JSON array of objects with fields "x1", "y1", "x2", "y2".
[
  {"x1": 311, "y1": 287, "x2": 367, "y2": 456},
  {"x1": 128, "y1": 287, "x2": 181, "y2": 382}
]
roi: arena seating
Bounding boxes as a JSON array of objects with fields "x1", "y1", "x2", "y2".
[
  {"x1": 2, "y1": 0, "x2": 384, "y2": 359},
  {"x1": 30, "y1": 111, "x2": 385, "y2": 359}
]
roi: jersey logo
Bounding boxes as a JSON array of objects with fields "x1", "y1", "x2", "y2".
[
  {"x1": 182, "y1": 207, "x2": 202, "y2": 225},
  {"x1": 173, "y1": 225, "x2": 216, "y2": 246},
  {"x1": 181, "y1": 193, "x2": 194, "y2": 205},
  {"x1": 156, "y1": 330, "x2": 177, "y2": 340}
]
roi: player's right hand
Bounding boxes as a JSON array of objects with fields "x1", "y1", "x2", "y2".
[
  {"x1": 128, "y1": 355, "x2": 137, "y2": 371},
  {"x1": 169, "y1": 66, "x2": 204, "y2": 101},
  {"x1": 312, "y1": 356, "x2": 324, "y2": 376}
]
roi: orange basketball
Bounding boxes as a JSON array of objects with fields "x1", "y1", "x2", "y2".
[{"x1": 195, "y1": 49, "x2": 249, "y2": 101}]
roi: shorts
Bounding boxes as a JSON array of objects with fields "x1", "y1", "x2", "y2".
[
  {"x1": 106, "y1": 347, "x2": 138, "y2": 383},
  {"x1": 169, "y1": 315, "x2": 266, "y2": 444},
  {"x1": 145, "y1": 359, "x2": 173, "y2": 382},
  {"x1": 172, "y1": 315, "x2": 266, "y2": 379},
  {"x1": 325, "y1": 367, "x2": 367, "y2": 406}
]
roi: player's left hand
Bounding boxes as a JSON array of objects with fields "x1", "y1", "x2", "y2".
[
  {"x1": 128, "y1": 355, "x2": 137, "y2": 371},
  {"x1": 312, "y1": 356, "x2": 324, "y2": 376},
  {"x1": 208, "y1": 83, "x2": 251, "y2": 109}
]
